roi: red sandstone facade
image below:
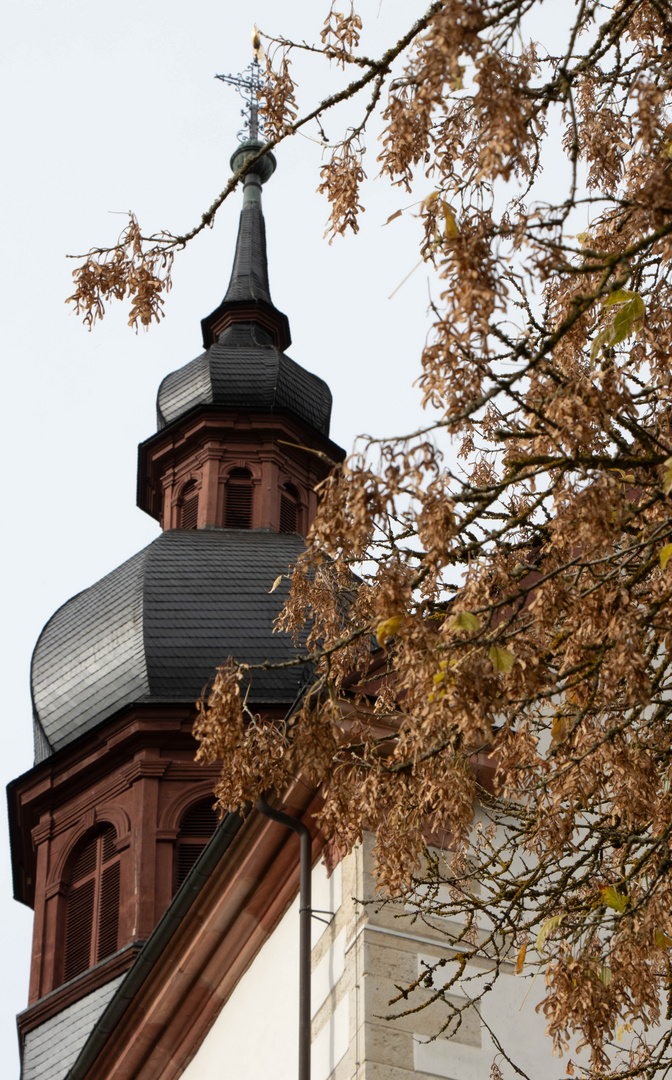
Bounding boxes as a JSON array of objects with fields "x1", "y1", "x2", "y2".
[
  {"x1": 137, "y1": 408, "x2": 338, "y2": 533},
  {"x1": 10, "y1": 706, "x2": 220, "y2": 1021}
]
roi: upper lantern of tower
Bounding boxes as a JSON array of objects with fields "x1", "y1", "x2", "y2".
[
  {"x1": 155, "y1": 164, "x2": 334, "y2": 434},
  {"x1": 140, "y1": 71, "x2": 346, "y2": 534},
  {"x1": 156, "y1": 54, "x2": 335, "y2": 438}
]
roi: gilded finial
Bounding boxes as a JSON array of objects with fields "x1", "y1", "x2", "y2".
[{"x1": 251, "y1": 25, "x2": 264, "y2": 63}]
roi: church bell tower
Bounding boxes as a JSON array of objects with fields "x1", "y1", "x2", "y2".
[{"x1": 7, "y1": 76, "x2": 345, "y2": 1076}]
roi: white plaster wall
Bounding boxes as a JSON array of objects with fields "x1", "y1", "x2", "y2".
[
  {"x1": 313, "y1": 994, "x2": 350, "y2": 1080},
  {"x1": 180, "y1": 841, "x2": 569, "y2": 1080},
  {"x1": 312, "y1": 858, "x2": 342, "y2": 947},
  {"x1": 180, "y1": 891, "x2": 301, "y2": 1080},
  {"x1": 181, "y1": 859, "x2": 344, "y2": 1080}
]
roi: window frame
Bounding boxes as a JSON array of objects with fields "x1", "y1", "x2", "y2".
[{"x1": 61, "y1": 824, "x2": 121, "y2": 984}]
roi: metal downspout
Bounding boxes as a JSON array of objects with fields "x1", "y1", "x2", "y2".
[{"x1": 256, "y1": 795, "x2": 311, "y2": 1080}]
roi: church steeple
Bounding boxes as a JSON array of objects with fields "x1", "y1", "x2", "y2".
[
  {"x1": 200, "y1": 143, "x2": 291, "y2": 350},
  {"x1": 201, "y1": 54, "x2": 291, "y2": 350},
  {"x1": 137, "y1": 65, "x2": 345, "y2": 534},
  {"x1": 7, "y1": 54, "x2": 346, "y2": 1080}
]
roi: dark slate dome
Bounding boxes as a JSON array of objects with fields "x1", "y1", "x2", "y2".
[
  {"x1": 157, "y1": 322, "x2": 333, "y2": 435},
  {"x1": 156, "y1": 174, "x2": 334, "y2": 438},
  {"x1": 31, "y1": 530, "x2": 306, "y2": 762}
]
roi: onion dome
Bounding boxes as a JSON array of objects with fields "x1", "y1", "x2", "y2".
[
  {"x1": 31, "y1": 530, "x2": 305, "y2": 762},
  {"x1": 157, "y1": 322, "x2": 333, "y2": 435},
  {"x1": 156, "y1": 143, "x2": 334, "y2": 439}
]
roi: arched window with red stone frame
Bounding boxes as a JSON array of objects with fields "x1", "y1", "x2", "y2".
[
  {"x1": 62, "y1": 824, "x2": 121, "y2": 983},
  {"x1": 173, "y1": 800, "x2": 219, "y2": 894}
]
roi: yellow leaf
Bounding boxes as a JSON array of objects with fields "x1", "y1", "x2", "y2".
[
  {"x1": 442, "y1": 203, "x2": 459, "y2": 238},
  {"x1": 515, "y1": 943, "x2": 527, "y2": 974},
  {"x1": 421, "y1": 191, "x2": 439, "y2": 209},
  {"x1": 268, "y1": 574, "x2": 283, "y2": 594},
  {"x1": 603, "y1": 288, "x2": 638, "y2": 308},
  {"x1": 591, "y1": 292, "x2": 645, "y2": 365},
  {"x1": 600, "y1": 885, "x2": 629, "y2": 913},
  {"x1": 612, "y1": 294, "x2": 644, "y2": 334},
  {"x1": 661, "y1": 544, "x2": 672, "y2": 571},
  {"x1": 377, "y1": 615, "x2": 402, "y2": 647},
  {"x1": 451, "y1": 612, "x2": 480, "y2": 633},
  {"x1": 599, "y1": 966, "x2": 612, "y2": 986},
  {"x1": 664, "y1": 458, "x2": 672, "y2": 496},
  {"x1": 489, "y1": 645, "x2": 515, "y2": 673},
  {"x1": 617, "y1": 1022, "x2": 633, "y2": 1043},
  {"x1": 551, "y1": 716, "x2": 567, "y2": 743},
  {"x1": 655, "y1": 930, "x2": 672, "y2": 949},
  {"x1": 536, "y1": 914, "x2": 564, "y2": 952}
]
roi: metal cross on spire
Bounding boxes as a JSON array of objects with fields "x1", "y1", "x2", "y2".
[{"x1": 215, "y1": 28, "x2": 266, "y2": 142}]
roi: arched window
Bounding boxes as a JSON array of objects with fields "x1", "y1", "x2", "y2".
[
  {"x1": 63, "y1": 825, "x2": 120, "y2": 983},
  {"x1": 279, "y1": 483, "x2": 299, "y2": 534},
  {"x1": 174, "y1": 800, "x2": 219, "y2": 894},
  {"x1": 225, "y1": 468, "x2": 253, "y2": 529},
  {"x1": 179, "y1": 479, "x2": 199, "y2": 529}
]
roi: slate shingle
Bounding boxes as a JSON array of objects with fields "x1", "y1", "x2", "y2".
[
  {"x1": 22, "y1": 975, "x2": 124, "y2": 1080},
  {"x1": 221, "y1": 197, "x2": 274, "y2": 305},
  {"x1": 156, "y1": 322, "x2": 333, "y2": 436}
]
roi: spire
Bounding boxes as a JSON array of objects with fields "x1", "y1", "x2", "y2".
[{"x1": 201, "y1": 48, "x2": 291, "y2": 351}]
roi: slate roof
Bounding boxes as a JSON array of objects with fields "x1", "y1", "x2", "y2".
[
  {"x1": 156, "y1": 322, "x2": 333, "y2": 436},
  {"x1": 157, "y1": 182, "x2": 333, "y2": 438},
  {"x1": 200, "y1": 191, "x2": 291, "y2": 352},
  {"x1": 22, "y1": 975, "x2": 124, "y2": 1080},
  {"x1": 222, "y1": 196, "x2": 275, "y2": 307},
  {"x1": 31, "y1": 530, "x2": 307, "y2": 761}
]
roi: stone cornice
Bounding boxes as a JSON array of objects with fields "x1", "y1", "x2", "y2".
[
  {"x1": 120, "y1": 759, "x2": 171, "y2": 785},
  {"x1": 30, "y1": 819, "x2": 53, "y2": 846}
]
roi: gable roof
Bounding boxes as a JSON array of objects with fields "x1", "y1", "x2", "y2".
[{"x1": 21, "y1": 975, "x2": 125, "y2": 1080}]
